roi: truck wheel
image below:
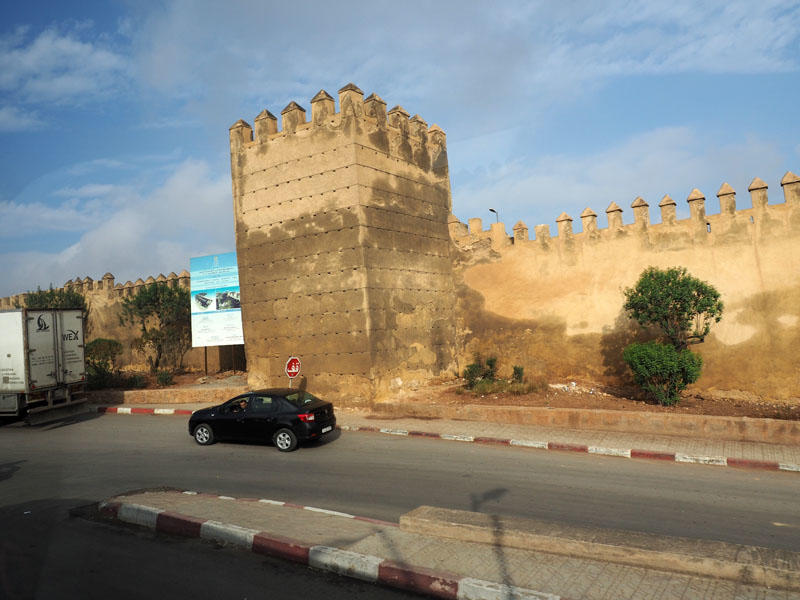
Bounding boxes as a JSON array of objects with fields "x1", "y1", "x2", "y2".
[
  {"x1": 193, "y1": 423, "x2": 215, "y2": 445},
  {"x1": 273, "y1": 428, "x2": 298, "y2": 452}
]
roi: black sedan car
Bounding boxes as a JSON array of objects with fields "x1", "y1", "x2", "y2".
[{"x1": 188, "y1": 389, "x2": 336, "y2": 452}]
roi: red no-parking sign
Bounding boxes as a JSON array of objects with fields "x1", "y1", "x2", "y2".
[{"x1": 285, "y1": 356, "x2": 301, "y2": 379}]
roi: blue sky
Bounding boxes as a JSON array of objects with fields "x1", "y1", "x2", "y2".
[{"x1": 1, "y1": 0, "x2": 799, "y2": 297}]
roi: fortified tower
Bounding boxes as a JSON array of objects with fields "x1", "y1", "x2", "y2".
[{"x1": 229, "y1": 84, "x2": 456, "y2": 401}]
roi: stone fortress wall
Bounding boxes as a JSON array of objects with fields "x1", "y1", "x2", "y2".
[
  {"x1": 4, "y1": 81, "x2": 798, "y2": 403},
  {"x1": 451, "y1": 172, "x2": 800, "y2": 400},
  {"x1": 229, "y1": 84, "x2": 456, "y2": 400},
  {"x1": 0, "y1": 271, "x2": 238, "y2": 373}
]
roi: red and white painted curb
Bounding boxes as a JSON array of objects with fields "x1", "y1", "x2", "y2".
[
  {"x1": 95, "y1": 406, "x2": 195, "y2": 416},
  {"x1": 99, "y1": 492, "x2": 561, "y2": 600},
  {"x1": 340, "y1": 425, "x2": 800, "y2": 474},
  {"x1": 92, "y1": 406, "x2": 800, "y2": 474}
]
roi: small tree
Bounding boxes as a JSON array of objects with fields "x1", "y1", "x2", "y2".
[
  {"x1": 23, "y1": 287, "x2": 87, "y2": 313},
  {"x1": 623, "y1": 266, "x2": 723, "y2": 351},
  {"x1": 622, "y1": 267, "x2": 723, "y2": 405},
  {"x1": 120, "y1": 283, "x2": 191, "y2": 372}
]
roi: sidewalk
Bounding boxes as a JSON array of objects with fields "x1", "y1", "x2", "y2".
[
  {"x1": 98, "y1": 489, "x2": 800, "y2": 600},
  {"x1": 85, "y1": 401, "x2": 800, "y2": 473}
]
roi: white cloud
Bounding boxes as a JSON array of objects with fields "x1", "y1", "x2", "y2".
[
  {"x1": 126, "y1": 0, "x2": 800, "y2": 130},
  {"x1": 0, "y1": 159, "x2": 232, "y2": 296},
  {"x1": 452, "y1": 127, "x2": 786, "y2": 232},
  {"x1": 0, "y1": 105, "x2": 41, "y2": 131},
  {"x1": 66, "y1": 158, "x2": 128, "y2": 176},
  {"x1": 0, "y1": 196, "x2": 109, "y2": 237},
  {"x1": 54, "y1": 184, "x2": 118, "y2": 198},
  {"x1": 0, "y1": 26, "x2": 128, "y2": 105}
]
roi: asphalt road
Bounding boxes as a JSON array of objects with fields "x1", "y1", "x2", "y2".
[
  {"x1": 0, "y1": 498, "x2": 420, "y2": 600},
  {"x1": 1, "y1": 411, "x2": 799, "y2": 597}
]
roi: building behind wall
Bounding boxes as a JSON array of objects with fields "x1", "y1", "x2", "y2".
[{"x1": 229, "y1": 84, "x2": 457, "y2": 402}]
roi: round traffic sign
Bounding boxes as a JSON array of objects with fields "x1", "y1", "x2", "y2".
[{"x1": 285, "y1": 356, "x2": 301, "y2": 379}]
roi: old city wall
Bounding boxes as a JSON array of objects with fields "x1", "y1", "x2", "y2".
[
  {"x1": 0, "y1": 271, "x2": 233, "y2": 372},
  {"x1": 5, "y1": 82, "x2": 796, "y2": 404},
  {"x1": 451, "y1": 173, "x2": 800, "y2": 400},
  {"x1": 230, "y1": 84, "x2": 456, "y2": 402}
]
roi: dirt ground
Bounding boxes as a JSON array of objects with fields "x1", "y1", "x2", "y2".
[
  {"x1": 418, "y1": 381, "x2": 800, "y2": 421},
  {"x1": 140, "y1": 370, "x2": 247, "y2": 390},
  {"x1": 148, "y1": 371, "x2": 799, "y2": 421}
]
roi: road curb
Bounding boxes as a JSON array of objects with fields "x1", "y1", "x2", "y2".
[
  {"x1": 97, "y1": 495, "x2": 564, "y2": 600},
  {"x1": 91, "y1": 406, "x2": 800, "y2": 474},
  {"x1": 340, "y1": 425, "x2": 800, "y2": 474},
  {"x1": 95, "y1": 406, "x2": 195, "y2": 416}
]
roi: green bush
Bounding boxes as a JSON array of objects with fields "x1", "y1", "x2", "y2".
[
  {"x1": 156, "y1": 370, "x2": 174, "y2": 387},
  {"x1": 122, "y1": 373, "x2": 148, "y2": 389},
  {"x1": 463, "y1": 354, "x2": 498, "y2": 389},
  {"x1": 622, "y1": 341, "x2": 702, "y2": 406},
  {"x1": 85, "y1": 366, "x2": 148, "y2": 391},
  {"x1": 86, "y1": 338, "x2": 122, "y2": 372},
  {"x1": 512, "y1": 365, "x2": 524, "y2": 384},
  {"x1": 463, "y1": 362, "x2": 483, "y2": 388},
  {"x1": 485, "y1": 357, "x2": 497, "y2": 380},
  {"x1": 86, "y1": 363, "x2": 114, "y2": 390}
]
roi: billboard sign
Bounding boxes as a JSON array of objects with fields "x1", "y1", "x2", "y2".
[{"x1": 190, "y1": 252, "x2": 244, "y2": 347}]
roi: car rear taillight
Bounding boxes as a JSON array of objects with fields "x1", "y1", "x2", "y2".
[{"x1": 297, "y1": 413, "x2": 315, "y2": 422}]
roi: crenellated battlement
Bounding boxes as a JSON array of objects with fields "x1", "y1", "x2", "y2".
[
  {"x1": 229, "y1": 83, "x2": 447, "y2": 167},
  {"x1": 0, "y1": 270, "x2": 190, "y2": 309},
  {"x1": 451, "y1": 171, "x2": 800, "y2": 253}
]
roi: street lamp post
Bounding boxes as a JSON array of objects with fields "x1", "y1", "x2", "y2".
[{"x1": 489, "y1": 208, "x2": 499, "y2": 223}]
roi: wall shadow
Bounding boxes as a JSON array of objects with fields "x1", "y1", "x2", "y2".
[{"x1": 599, "y1": 309, "x2": 653, "y2": 398}]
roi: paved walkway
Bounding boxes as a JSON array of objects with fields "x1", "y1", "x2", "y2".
[{"x1": 99, "y1": 489, "x2": 800, "y2": 600}]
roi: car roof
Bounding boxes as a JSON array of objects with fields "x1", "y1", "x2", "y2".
[{"x1": 251, "y1": 388, "x2": 312, "y2": 396}]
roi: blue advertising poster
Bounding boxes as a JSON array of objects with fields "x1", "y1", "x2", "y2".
[{"x1": 190, "y1": 252, "x2": 244, "y2": 347}]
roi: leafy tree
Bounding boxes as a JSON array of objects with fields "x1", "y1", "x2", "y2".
[
  {"x1": 120, "y1": 283, "x2": 191, "y2": 372},
  {"x1": 622, "y1": 342, "x2": 702, "y2": 406},
  {"x1": 23, "y1": 287, "x2": 87, "y2": 313},
  {"x1": 623, "y1": 266, "x2": 723, "y2": 351},
  {"x1": 622, "y1": 267, "x2": 723, "y2": 405}
]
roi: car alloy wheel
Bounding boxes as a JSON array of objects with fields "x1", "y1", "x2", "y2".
[
  {"x1": 194, "y1": 423, "x2": 214, "y2": 445},
  {"x1": 273, "y1": 428, "x2": 298, "y2": 452}
]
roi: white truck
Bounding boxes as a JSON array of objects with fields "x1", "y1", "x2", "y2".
[{"x1": 0, "y1": 308, "x2": 87, "y2": 417}]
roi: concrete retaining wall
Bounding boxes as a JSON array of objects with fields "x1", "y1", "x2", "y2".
[
  {"x1": 373, "y1": 402, "x2": 800, "y2": 445},
  {"x1": 88, "y1": 386, "x2": 249, "y2": 405}
]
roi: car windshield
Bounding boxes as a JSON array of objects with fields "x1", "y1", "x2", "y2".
[{"x1": 284, "y1": 391, "x2": 320, "y2": 407}]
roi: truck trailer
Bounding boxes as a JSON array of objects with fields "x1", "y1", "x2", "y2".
[{"x1": 0, "y1": 308, "x2": 87, "y2": 417}]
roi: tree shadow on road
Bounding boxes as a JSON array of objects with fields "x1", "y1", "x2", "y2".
[
  {"x1": 0, "y1": 460, "x2": 24, "y2": 483},
  {"x1": 470, "y1": 488, "x2": 517, "y2": 598}
]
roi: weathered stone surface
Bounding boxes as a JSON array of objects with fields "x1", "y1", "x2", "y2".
[
  {"x1": 450, "y1": 169, "x2": 800, "y2": 401},
  {"x1": 230, "y1": 85, "x2": 456, "y2": 401}
]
